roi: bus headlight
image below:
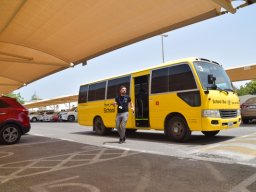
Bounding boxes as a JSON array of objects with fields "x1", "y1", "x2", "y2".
[
  {"x1": 202, "y1": 110, "x2": 220, "y2": 118},
  {"x1": 237, "y1": 109, "x2": 241, "y2": 116}
]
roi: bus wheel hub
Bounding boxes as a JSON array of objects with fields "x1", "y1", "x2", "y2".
[{"x1": 173, "y1": 127, "x2": 179, "y2": 133}]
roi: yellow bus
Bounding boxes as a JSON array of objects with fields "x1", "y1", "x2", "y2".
[{"x1": 78, "y1": 57, "x2": 241, "y2": 142}]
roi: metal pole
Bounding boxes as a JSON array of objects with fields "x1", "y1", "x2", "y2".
[
  {"x1": 161, "y1": 36, "x2": 164, "y2": 63},
  {"x1": 160, "y1": 34, "x2": 168, "y2": 63}
]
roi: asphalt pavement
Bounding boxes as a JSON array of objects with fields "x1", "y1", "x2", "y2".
[{"x1": 0, "y1": 134, "x2": 256, "y2": 192}]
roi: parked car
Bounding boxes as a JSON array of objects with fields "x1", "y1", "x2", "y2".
[
  {"x1": 0, "y1": 96, "x2": 30, "y2": 144},
  {"x1": 29, "y1": 111, "x2": 43, "y2": 122},
  {"x1": 241, "y1": 97, "x2": 256, "y2": 124},
  {"x1": 42, "y1": 111, "x2": 55, "y2": 122},
  {"x1": 52, "y1": 112, "x2": 60, "y2": 122},
  {"x1": 59, "y1": 107, "x2": 77, "y2": 122}
]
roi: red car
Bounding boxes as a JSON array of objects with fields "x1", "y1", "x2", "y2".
[
  {"x1": 0, "y1": 96, "x2": 31, "y2": 144},
  {"x1": 52, "y1": 112, "x2": 60, "y2": 122}
]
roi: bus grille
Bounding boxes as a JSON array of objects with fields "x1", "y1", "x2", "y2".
[{"x1": 220, "y1": 110, "x2": 237, "y2": 118}]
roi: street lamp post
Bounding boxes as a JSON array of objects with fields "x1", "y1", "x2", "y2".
[{"x1": 161, "y1": 34, "x2": 168, "y2": 63}]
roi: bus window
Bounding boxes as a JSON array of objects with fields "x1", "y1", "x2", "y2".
[
  {"x1": 78, "y1": 85, "x2": 88, "y2": 103},
  {"x1": 169, "y1": 64, "x2": 197, "y2": 91},
  {"x1": 107, "y1": 76, "x2": 130, "y2": 99},
  {"x1": 88, "y1": 81, "x2": 106, "y2": 101},
  {"x1": 194, "y1": 61, "x2": 233, "y2": 90},
  {"x1": 151, "y1": 67, "x2": 169, "y2": 94}
]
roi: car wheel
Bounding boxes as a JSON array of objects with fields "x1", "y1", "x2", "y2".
[
  {"x1": 165, "y1": 116, "x2": 191, "y2": 142},
  {"x1": 31, "y1": 117, "x2": 37, "y2": 122},
  {"x1": 68, "y1": 115, "x2": 75, "y2": 122},
  {"x1": 0, "y1": 124, "x2": 21, "y2": 145},
  {"x1": 94, "y1": 117, "x2": 107, "y2": 135},
  {"x1": 242, "y1": 118, "x2": 250, "y2": 124},
  {"x1": 202, "y1": 130, "x2": 220, "y2": 137}
]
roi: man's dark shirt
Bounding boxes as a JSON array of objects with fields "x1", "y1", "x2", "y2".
[{"x1": 115, "y1": 95, "x2": 131, "y2": 113}]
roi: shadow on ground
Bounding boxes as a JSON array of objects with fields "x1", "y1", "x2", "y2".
[{"x1": 71, "y1": 130, "x2": 235, "y2": 146}]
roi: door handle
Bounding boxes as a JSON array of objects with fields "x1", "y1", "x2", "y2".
[{"x1": 0, "y1": 112, "x2": 6, "y2": 115}]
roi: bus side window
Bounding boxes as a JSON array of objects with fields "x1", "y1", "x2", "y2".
[
  {"x1": 107, "y1": 76, "x2": 130, "y2": 99},
  {"x1": 78, "y1": 85, "x2": 88, "y2": 103},
  {"x1": 169, "y1": 64, "x2": 197, "y2": 91},
  {"x1": 151, "y1": 68, "x2": 169, "y2": 94},
  {"x1": 88, "y1": 81, "x2": 106, "y2": 101}
]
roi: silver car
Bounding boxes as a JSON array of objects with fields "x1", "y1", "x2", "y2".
[{"x1": 241, "y1": 97, "x2": 256, "y2": 124}]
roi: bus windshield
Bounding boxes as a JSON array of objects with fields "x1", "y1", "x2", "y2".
[{"x1": 193, "y1": 61, "x2": 233, "y2": 91}]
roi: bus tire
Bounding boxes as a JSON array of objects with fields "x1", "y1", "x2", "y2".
[
  {"x1": 165, "y1": 116, "x2": 191, "y2": 142},
  {"x1": 94, "y1": 117, "x2": 107, "y2": 135},
  {"x1": 202, "y1": 130, "x2": 219, "y2": 137}
]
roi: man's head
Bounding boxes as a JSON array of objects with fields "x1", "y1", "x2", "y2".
[{"x1": 119, "y1": 86, "x2": 126, "y2": 96}]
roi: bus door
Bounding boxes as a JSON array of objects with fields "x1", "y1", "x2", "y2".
[{"x1": 134, "y1": 75, "x2": 150, "y2": 127}]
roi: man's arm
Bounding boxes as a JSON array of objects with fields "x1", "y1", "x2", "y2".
[{"x1": 113, "y1": 97, "x2": 117, "y2": 107}]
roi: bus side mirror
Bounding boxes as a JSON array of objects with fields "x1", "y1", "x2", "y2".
[{"x1": 208, "y1": 74, "x2": 216, "y2": 84}]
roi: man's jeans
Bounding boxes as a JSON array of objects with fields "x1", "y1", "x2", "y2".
[{"x1": 116, "y1": 112, "x2": 128, "y2": 139}]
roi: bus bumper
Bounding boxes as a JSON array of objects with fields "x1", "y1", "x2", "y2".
[{"x1": 201, "y1": 116, "x2": 241, "y2": 131}]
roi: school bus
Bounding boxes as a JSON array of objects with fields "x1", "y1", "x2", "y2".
[{"x1": 78, "y1": 57, "x2": 241, "y2": 142}]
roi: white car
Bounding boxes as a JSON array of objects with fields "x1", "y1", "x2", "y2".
[
  {"x1": 59, "y1": 107, "x2": 77, "y2": 122},
  {"x1": 42, "y1": 111, "x2": 55, "y2": 122},
  {"x1": 29, "y1": 112, "x2": 43, "y2": 122}
]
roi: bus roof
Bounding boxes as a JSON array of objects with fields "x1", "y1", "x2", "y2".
[{"x1": 80, "y1": 57, "x2": 216, "y2": 86}]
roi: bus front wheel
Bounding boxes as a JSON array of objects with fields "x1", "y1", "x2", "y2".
[
  {"x1": 165, "y1": 116, "x2": 191, "y2": 142},
  {"x1": 94, "y1": 117, "x2": 107, "y2": 135}
]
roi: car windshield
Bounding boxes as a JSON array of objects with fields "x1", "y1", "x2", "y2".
[
  {"x1": 69, "y1": 107, "x2": 77, "y2": 111},
  {"x1": 193, "y1": 61, "x2": 233, "y2": 91}
]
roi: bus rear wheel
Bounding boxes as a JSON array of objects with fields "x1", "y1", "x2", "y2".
[
  {"x1": 94, "y1": 117, "x2": 107, "y2": 135},
  {"x1": 165, "y1": 116, "x2": 191, "y2": 142},
  {"x1": 202, "y1": 130, "x2": 219, "y2": 137}
]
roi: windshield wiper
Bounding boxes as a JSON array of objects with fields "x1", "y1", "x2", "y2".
[
  {"x1": 224, "y1": 88, "x2": 235, "y2": 93},
  {"x1": 216, "y1": 87, "x2": 229, "y2": 94}
]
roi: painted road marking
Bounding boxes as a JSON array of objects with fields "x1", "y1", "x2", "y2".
[
  {"x1": 30, "y1": 176, "x2": 100, "y2": 192},
  {"x1": 229, "y1": 172, "x2": 256, "y2": 192},
  {"x1": 0, "y1": 146, "x2": 138, "y2": 184},
  {"x1": 193, "y1": 133, "x2": 256, "y2": 163}
]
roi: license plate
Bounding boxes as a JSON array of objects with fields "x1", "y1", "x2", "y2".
[{"x1": 228, "y1": 122, "x2": 233, "y2": 127}]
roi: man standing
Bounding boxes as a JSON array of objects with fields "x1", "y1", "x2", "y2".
[{"x1": 114, "y1": 86, "x2": 134, "y2": 144}]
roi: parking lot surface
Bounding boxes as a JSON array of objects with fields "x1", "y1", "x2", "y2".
[{"x1": 0, "y1": 134, "x2": 256, "y2": 192}]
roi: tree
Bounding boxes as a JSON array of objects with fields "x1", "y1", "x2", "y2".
[
  {"x1": 236, "y1": 80, "x2": 256, "y2": 96},
  {"x1": 5, "y1": 92, "x2": 25, "y2": 104},
  {"x1": 31, "y1": 92, "x2": 41, "y2": 101}
]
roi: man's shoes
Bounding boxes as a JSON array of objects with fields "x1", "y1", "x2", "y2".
[{"x1": 119, "y1": 137, "x2": 126, "y2": 144}]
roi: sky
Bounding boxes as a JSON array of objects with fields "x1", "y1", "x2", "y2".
[{"x1": 15, "y1": 3, "x2": 256, "y2": 102}]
